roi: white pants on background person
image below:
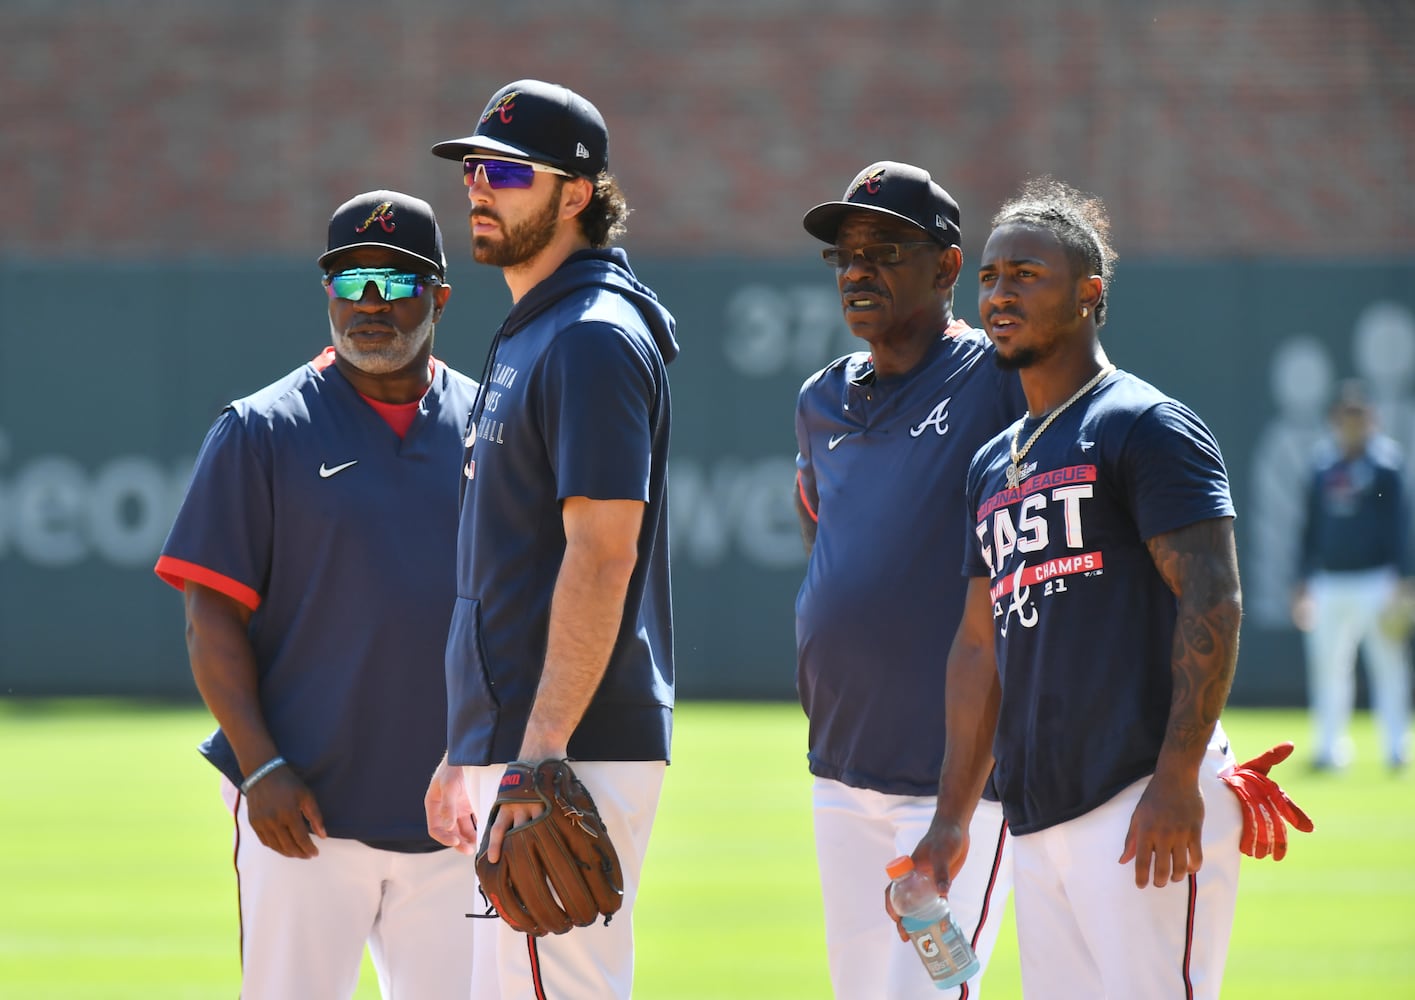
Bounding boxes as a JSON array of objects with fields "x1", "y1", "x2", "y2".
[
  {"x1": 461, "y1": 760, "x2": 666, "y2": 1000},
  {"x1": 221, "y1": 778, "x2": 476, "y2": 1000},
  {"x1": 1304, "y1": 567, "x2": 1413, "y2": 767},
  {"x1": 1011, "y1": 732, "x2": 1243, "y2": 1000},
  {"x1": 812, "y1": 777, "x2": 1014, "y2": 999}
]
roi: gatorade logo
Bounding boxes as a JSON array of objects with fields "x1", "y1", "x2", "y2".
[
  {"x1": 355, "y1": 202, "x2": 396, "y2": 234},
  {"x1": 916, "y1": 933, "x2": 941, "y2": 959}
]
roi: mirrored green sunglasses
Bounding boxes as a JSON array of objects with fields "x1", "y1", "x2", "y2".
[{"x1": 323, "y1": 268, "x2": 439, "y2": 302}]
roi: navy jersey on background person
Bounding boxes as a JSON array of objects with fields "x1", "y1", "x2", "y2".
[
  {"x1": 795, "y1": 322, "x2": 1025, "y2": 795},
  {"x1": 156, "y1": 350, "x2": 481, "y2": 849},
  {"x1": 446, "y1": 247, "x2": 678, "y2": 766},
  {"x1": 963, "y1": 370, "x2": 1235, "y2": 834},
  {"x1": 1298, "y1": 434, "x2": 1411, "y2": 578}
]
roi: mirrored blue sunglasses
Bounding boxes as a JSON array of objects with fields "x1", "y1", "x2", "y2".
[
  {"x1": 323, "y1": 268, "x2": 438, "y2": 302},
  {"x1": 462, "y1": 155, "x2": 573, "y2": 189}
]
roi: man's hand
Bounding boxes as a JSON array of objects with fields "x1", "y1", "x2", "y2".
[
  {"x1": 1218, "y1": 742, "x2": 1314, "y2": 861},
  {"x1": 245, "y1": 767, "x2": 326, "y2": 859},
  {"x1": 887, "y1": 816, "x2": 971, "y2": 942},
  {"x1": 424, "y1": 754, "x2": 478, "y2": 855},
  {"x1": 483, "y1": 799, "x2": 547, "y2": 864},
  {"x1": 1118, "y1": 771, "x2": 1204, "y2": 888}
]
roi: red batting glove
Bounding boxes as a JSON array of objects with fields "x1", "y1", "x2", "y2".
[{"x1": 1217, "y1": 742, "x2": 1315, "y2": 861}]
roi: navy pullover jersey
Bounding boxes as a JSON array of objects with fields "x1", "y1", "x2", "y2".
[
  {"x1": 795, "y1": 323, "x2": 1025, "y2": 795},
  {"x1": 1298, "y1": 435, "x2": 1411, "y2": 578},
  {"x1": 963, "y1": 370, "x2": 1234, "y2": 834},
  {"x1": 157, "y1": 352, "x2": 480, "y2": 850},
  {"x1": 446, "y1": 248, "x2": 678, "y2": 766}
]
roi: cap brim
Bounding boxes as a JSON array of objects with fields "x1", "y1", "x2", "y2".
[
  {"x1": 318, "y1": 243, "x2": 444, "y2": 277},
  {"x1": 430, "y1": 134, "x2": 572, "y2": 172},
  {"x1": 802, "y1": 201, "x2": 939, "y2": 245}
]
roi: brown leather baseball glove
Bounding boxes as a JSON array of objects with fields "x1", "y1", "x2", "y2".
[{"x1": 475, "y1": 759, "x2": 624, "y2": 936}]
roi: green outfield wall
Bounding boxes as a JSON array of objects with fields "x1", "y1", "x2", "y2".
[{"x1": 1, "y1": 258, "x2": 1412, "y2": 704}]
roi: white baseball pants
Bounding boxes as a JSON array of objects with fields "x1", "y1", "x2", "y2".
[
  {"x1": 1304, "y1": 567, "x2": 1412, "y2": 767},
  {"x1": 461, "y1": 760, "x2": 665, "y2": 1000},
  {"x1": 222, "y1": 778, "x2": 476, "y2": 1000},
  {"x1": 1010, "y1": 731, "x2": 1242, "y2": 1000},
  {"x1": 812, "y1": 777, "x2": 1014, "y2": 999}
]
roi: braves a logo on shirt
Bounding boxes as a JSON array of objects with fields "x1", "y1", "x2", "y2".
[
  {"x1": 848, "y1": 166, "x2": 887, "y2": 198},
  {"x1": 977, "y1": 463, "x2": 1106, "y2": 632},
  {"x1": 483, "y1": 93, "x2": 517, "y2": 124},
  {"x1": 355, "y1": 202, "x2": 396, "y2": 234},
  {"x1": 909, "y1": 396, "x2": 953, "y2": 438},
  {"x1": 996, "y1": 562, "x2": 1039, "y2": 636}
]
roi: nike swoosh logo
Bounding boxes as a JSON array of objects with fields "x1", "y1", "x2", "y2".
[
  {"x1": 318, "y1": 460, "x2": 358, "y2": 478},
  {"x1": 828, "y1": 433, "x2": 851, "y2": 451}
]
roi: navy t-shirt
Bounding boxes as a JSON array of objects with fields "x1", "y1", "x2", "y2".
[
  {"x1": 963, "y1": 370, "x2": 1235, "y2": 834},
  {"x1": 795, "y1": 323, "x2": 1025, "y2": 795},
  {"x1": 156, "y1": 353, "x2": 481, "y2": 850}
]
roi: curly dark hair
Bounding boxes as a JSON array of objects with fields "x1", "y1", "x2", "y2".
[
  {"x1": 992, "y1": 177, "x2": 1118, "y2": 326},
  {"x1": 575, "y1": 172, "x2": 630, "y2": 248}
]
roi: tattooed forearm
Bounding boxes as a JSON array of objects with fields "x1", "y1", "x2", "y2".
[{"x1": 1146, "y1": 517, "x2": 1243, "y2": 762}]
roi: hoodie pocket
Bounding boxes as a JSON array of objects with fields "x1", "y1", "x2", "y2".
[{"x1": 446, "y1": 597, "x2": 500, "y2": 754}]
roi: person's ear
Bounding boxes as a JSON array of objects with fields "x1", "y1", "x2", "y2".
[
  {"x1": 560, "y1": 177, "x2": 593, "y2": 220},
  {"x1": 936, "y1": 245, "x2": 964, "y2": 292}
]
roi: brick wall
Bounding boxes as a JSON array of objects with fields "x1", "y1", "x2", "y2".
[{"x1": 4, "y1": 0, "x2": 1411, "y2": 259}]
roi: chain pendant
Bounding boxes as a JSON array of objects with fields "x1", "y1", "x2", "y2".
[{"x1": 1004, "y1": 364, "x2": 1116, "y2": 493}]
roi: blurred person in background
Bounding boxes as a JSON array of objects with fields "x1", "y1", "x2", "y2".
[
  {"x1": 155, "y1": 190, "x2": 479, "y2": 999},
  {"x1": 1292, "y1": 378, "x2": 1413, "y2": 772},
  {"x1": 793, "y1": 160, "x2": 1023, "y2": 998}
]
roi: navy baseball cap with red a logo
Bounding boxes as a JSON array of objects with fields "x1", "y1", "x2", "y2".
[
  {"x1": 430, "y1": 79, "x2": 608, "y2": 177},
  {"x1": 803, "y1": 161, "x2": 961, "y2": 249},
  {"x1": 318, "y1": 189, "x2": 447, "y2": 277}
]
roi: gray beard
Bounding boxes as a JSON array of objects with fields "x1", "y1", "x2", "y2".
[{"x1": 329, "y1": 308, "x2": 435, "y2": 376}]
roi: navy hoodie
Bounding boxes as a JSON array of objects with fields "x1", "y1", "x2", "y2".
[{"x1": 446, "y1": 248, "x2": 679, "y2": 765}]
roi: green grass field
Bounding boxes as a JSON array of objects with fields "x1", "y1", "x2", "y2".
[{"x1": 1, "y1": 701, "x2": 1412, "y2": 998}]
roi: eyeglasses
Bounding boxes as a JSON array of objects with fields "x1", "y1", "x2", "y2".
[
  {"x1": 821, "y1": 241, "x2": 937, "y2": 269},
  {"x1": 323, "y1": 268, "x2": 439, "y2": 302},
  {"x1": 462, "y1": 155, "x2": 573, "y2": 189}
]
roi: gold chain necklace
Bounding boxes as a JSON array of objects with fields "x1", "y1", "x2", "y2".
[{"x1": 1005, "y1": 364, "x2": 1116, "y2": 488}]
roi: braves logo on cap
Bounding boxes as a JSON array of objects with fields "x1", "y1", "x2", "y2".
[
  {"x1": 355, "y1": 202, "x2": 396, "y2": 234},
  {"x1": 483, "y1": 93, "x2": 517, "y2": 125},
  {"x1": 848, "y1": 166, "x2": 887, "y2": 199}
]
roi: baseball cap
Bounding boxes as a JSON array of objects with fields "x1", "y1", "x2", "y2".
[
  {"x1": 317, "y1": 190, "x2": 447, "y2": 277},
  {"x1": 802, "y1": 161, "x2": 961, "y2": 248},
  {"x1": 1330, "y1": 378, "x2": 1373, "y2": 416},
  {"x1": 430, "y1": 79, "x2": 608, "y2": 177}
]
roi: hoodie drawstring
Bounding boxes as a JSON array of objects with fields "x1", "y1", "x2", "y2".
[{"x1": 459, "y1": 324, "x2": 506, "y2": 508}]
